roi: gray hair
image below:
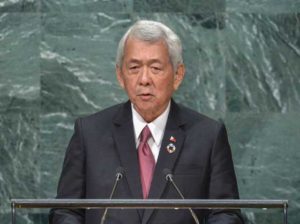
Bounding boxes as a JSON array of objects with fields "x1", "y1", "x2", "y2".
[{"x1": 116, "y1": 20, "x2": 183, "y2": 69}]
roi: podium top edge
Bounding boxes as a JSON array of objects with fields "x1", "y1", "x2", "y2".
[{"x1": 10, "y1": 199, "x2": 288, "y2": 209}]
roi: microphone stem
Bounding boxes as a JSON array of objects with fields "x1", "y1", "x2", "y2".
[
  {"x1": 100, "y1": 173, "x2": 122, "y2": 224},
  {"x1": 169, "y1": 176, "x2": 200, "y2": 224},
  {"x1": 169, "y1": 178, "x2": 185, "y2": 199},
  {"x1": 109, "y1": 173, "x2": 122, "y2": 198}
]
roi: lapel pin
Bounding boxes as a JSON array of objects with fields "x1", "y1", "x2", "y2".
[
  {"x1": 166, "y1": 143, "x2": 176, "y2": 154},
  {"x1": 169, "y1": 136, "x2": 176, "y2": 143}
]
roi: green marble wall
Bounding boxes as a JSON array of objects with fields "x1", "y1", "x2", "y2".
[{"x1": 0, "y1": 0, "x2": 299, "y2": 223}]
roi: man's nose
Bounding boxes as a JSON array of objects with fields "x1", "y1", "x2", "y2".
[{"x1": 139, "y1": 67, "x2": 151, "y2": 86}]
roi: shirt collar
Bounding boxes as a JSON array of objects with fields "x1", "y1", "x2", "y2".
[{"x1": 132, "y1": 102, "x2": 171, "y2": 146}]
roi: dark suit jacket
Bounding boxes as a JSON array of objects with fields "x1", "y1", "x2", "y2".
[{"x1": 49, "y1": 100, "x2": 244, "y2": 224}]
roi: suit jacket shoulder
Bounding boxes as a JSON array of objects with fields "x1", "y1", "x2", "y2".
[{"x1": 172, "y1": 102, "x2": 225, "y2": 141}]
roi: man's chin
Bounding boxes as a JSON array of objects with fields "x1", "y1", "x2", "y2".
[
  {"x1": 133, "y1": 99, "x2": 154, "y2": 110},
  {"x1": 133, "y1": 104, "x2": 158, "y2": 120},
  {"x1": 135, "y1": 105, "x2": 155, "y2": 114}
]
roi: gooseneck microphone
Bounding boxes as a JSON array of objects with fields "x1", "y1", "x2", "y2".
[
  {"x1": 163, "y1": 169, "x2": 200, "y2": 224},
  {"x1": 100, "y1": 167, "x2": 125, "y2": 224}
]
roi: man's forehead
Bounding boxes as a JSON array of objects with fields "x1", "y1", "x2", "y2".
[
  {"x1": 124, "y1": 36, "x2": 168, "y2": 49},
  {"x1": 121, "y1": 36, "x2": 172, "y2": 65}
]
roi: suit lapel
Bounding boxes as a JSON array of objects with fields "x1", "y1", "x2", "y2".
[
  {"x1": 142, "y1": 100, "x2": 186, "y2": 224},
  {"x1": 112, "y1": 101, "x2": 143, "y2": 200}
]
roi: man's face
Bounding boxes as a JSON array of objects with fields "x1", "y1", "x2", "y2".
[{"x1": 116, "y1": 37, "x2": 185, "y2": 122}]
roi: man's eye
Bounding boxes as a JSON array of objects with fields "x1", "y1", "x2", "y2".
[
  {"x1": 151, "y1": 67, "x2": 162, "y2": 73},
  {"x1": 129, "y1": 66, "x2": 140, "y2": 73}
]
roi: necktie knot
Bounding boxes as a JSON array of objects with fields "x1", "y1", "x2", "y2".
[{"x1": 140, "y1": 125, "x2": 151, "y2": 144}]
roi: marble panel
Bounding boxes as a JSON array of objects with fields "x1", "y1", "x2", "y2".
[
  {"x1": 40, "y1": 13, "x2": 131, "y2": 117},
  {"x1": 188, "y1": 0, "x2": 225, "y2": 13},
  {"x1": 225, "y1": 112, "x2": 300, "y2": 224},
  {"x1": 223, "y1": 13, "x2": 300, "y2": 112},
  {"x1": 41, "y1": 0, "x2": 133, "y2": 13},
  {"x1": 227, "y1": 0, "x2": 300, "y2": 13},
  {"x1": 0, "y1": 12, "x2": 40, "y2": 222},
  {"x1": 0, "y1": 13, "x2": 40, "y2": 111},
  {"x1": 133, "y1": 0, "x2": 225, "y2": 13},
  {"x1": 0, "y1": 0, "x2": 39, "y2": 12},
  {"x1": 171, "y1": 15, "x2": 226, "y2": 119}
]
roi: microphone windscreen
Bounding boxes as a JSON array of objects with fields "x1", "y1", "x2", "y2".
[
  {"x1": 163, "y1": 168, "x2": 172, "y2": 176},
  {"x1": 115, "y1": 167, "x2": 125, "y2": 179},
  {"x1": 163, "y1": 168, "x2": 173, "y2": 181}
]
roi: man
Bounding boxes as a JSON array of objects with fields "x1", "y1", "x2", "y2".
[{"x1": 49, "y1": 20, "x2": 244, "y2": 224}]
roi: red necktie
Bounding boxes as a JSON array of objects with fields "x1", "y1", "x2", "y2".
[{"x1": 138, "y1": 125, "x2": 155, "y2": 199}]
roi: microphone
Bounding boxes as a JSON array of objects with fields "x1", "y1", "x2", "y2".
[
  {"x1": 163, "y1": 169, "x2": 200, "y2": 224},
  {"x1": 100, "y1": 167, "x2": 125, "y2": 224}
]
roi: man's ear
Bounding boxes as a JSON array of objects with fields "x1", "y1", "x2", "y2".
[
  {"x1": 173, "y1": 63, "x2": 185, "y2": 90},
  {"x1": 116, "y1": 65, "x2": 125, "y2": 89}
]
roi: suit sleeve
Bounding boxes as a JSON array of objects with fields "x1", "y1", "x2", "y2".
[
  {"x1": 206, "y1": 123, "x2": 244, "y2": 224},
  {"x1": 49, "y1": 119, "x2": 86, "y2": 224}
]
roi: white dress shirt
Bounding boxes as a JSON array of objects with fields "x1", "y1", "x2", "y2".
[{"x1": 132, "y1": 102, "x2": 171, "y2": 162}]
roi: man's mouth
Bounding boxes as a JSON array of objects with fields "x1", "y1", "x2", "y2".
[{"x1": 139, "y1": 93, "x2": 153, "y2": 100}]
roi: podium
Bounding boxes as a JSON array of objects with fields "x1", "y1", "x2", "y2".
[{"x1": 11, "y1": 199, "x2": 288, "y2": 224}]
